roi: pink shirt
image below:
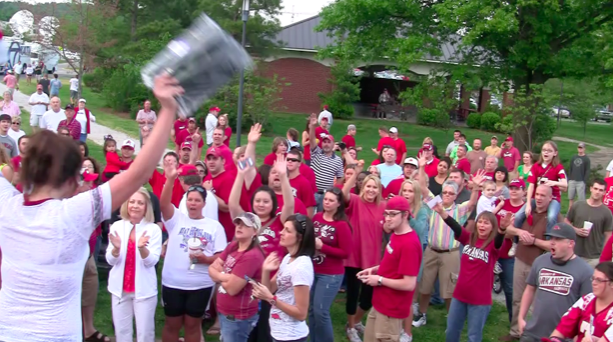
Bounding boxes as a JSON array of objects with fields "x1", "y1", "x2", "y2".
[
  {"x1": 136, "y1": 109, "x2": 156, "y2": 129},
  {"x1": 3, "y1": 75, "x2": 16, "y2": 89},
  {"x1": 345, "y1": 194, "x2": 386, "y2": 269},
  {"x1": 0, "y1": 101, "x2": 20, "y2": 118},
  {"x1": 501, "y1": 147, "x2": 521, "y2": 171}
]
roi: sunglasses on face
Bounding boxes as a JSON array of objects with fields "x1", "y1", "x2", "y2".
[
  {"x1": 12, "y1": 122, "x2": 20, "y2": 126},
  {"x1": 286, "y1": 158, "x2": 301, "y2": 163}
]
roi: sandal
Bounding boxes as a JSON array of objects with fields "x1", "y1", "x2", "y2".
[
  {"x1": 206, "y1": 325, "x2": 220, "y2": 335},
  {"x1": 84, "y1": 331, "x2": 111, "y2": 342}
]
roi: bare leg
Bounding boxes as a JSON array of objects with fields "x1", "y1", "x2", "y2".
[
  {"x1": 354, "y1": 307, "x2": 367, "y2": 325},
  {"x1": 418, "y1": 294, "x2": 431, "y2": 315},
  {"x1": 82, "y1": 305, "x2": 97, "y2": 338},
  {"x1": 162, "y1": 316, "x2": 184, "y2": 342},
  {"x1": 184, "y1": 316, "x2": 203, "y2": 342}
]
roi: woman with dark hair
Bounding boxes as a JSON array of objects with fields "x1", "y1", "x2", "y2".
[
  {"x1": 263, "y1": 137, "x2": 289, "y2": 166},
  {"x1": 209, "y1": 212, "x2": 265, "y2": 342},
  {"x1": 252, "y1": 214, "x2": 315, "y2": 342},
  {"x1": 428, "y1": 156, "x2": 451, "y2": 196},
  {"x1": 0, "y1": 74, "x2": 182, "y2": 342},
  {"x1": 78, "y1": 140, "x2": 89, "y2": 158},
  {"x1": 494, "y1": 165, "x2": 510, "y2": 199},
  {"x1": 544, "y1": 261, "x2": 613, "y2": 342},
  {"x1": 431, "y1": 205, "x2": 511, "y2": 342},
  {"x1": 309, "y1": 187, "x2": 352, "y2": 342}
]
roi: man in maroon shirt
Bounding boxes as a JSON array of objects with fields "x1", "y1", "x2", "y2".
[
  {"x1": 422, "y1": 143, "x2": 440, "y2": 178},
  {"x1": 210, "y1": 127, "x2": 236, "y2": 173},
  {"x1": 176, "y1": 118, "x2": 204, "y2": 157},
  {"x1": 341, "y1": 124, "x2": 358, "y2": 150},
  {"x1": 286, "y1": 149, "x2": 316, "y2": 217},
  {"x1": 454, "y1": 145, "x2": 471, "y2": 175},
  {"x1": 172, "y1": 116, "x2": 189, "y2": 153},
  {"x1": 389, "y1": 127, "x2": 408, "y2": 165},
  {"x1": 359, "y1": 196, "x2": 421, "y2": 342},
  {"x1": 499, "y1": 136, "x2": 521, "y2": 177},
  {"x1": 58, "y1": 104, "x2": 81, "y2": 140},
  {"x1": 203, "y1": 146, "x2": 234, "y2": 240}
]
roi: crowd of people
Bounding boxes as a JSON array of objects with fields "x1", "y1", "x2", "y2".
[{"x1": 1, "y1": 73, "x2": 613, "y2": 342}]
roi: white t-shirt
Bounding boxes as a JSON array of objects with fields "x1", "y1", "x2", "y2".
[
  {"x1": 179, "y1": 190, "x2": 219, "y2": 221},
  {"x1": 162, "y1": 208, "x2": 227, "y2": 290},
  {"x1": 29, "y1": 92, "x2": 50, "y2": 116},
  {"x1": 69, "y1": 78, "x2": 79, "y2": 91},
  {"x1": 0, "y1": 179, "x2": 112, "y2": 342},
  {"x1": 40, "y1": 109, "x2": 66, "y2": 132},
  {"x1": 75, "y1": 109, "x2": 95, "y2": 134},
  {"x1": 25, "y1": 66, "x2": 33, "y2": 75},
  {"x1": 270, "y1": 254, "x2": 314, "y2": 341},
  {"x1": 8, "y1": 129, "x2": 25, "y2": 153},
  {"x1": 14, "y1": 64, "x2": 23, "y2": 74},
  {"x1": 476, "y1": 194, "x2": 497, "y2": 217},
  {"x1": 205, "y1": 113, "x2": 218, "y2": 145}
]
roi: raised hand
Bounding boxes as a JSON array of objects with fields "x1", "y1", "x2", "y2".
[
  {"x1": 153, "y1": 73, "x2": 184, "y2": 110},
  {"x1": 472, "y1": 169, "x2": 486, "y2": 188},
  {"x1": 248, "y1": 123, "x2": 262, "y2": 144},
  {"x1": 164, "y1": 160, "x2": 178, "y2": 180},
  {"x1": 263, "y1": 252, "x2": 280, "y2": 272},
  {"x1": 203, "y1": 180, "x2": 213, "y2": 191},
  {"x1": 273, "y1": 154, "x2": 287, "y2": 177},
  {"x1": 138, "y1": 231, "x2": 150, "y2": 248},
  {"x1": 500, "y1": 212, "x2": 513, "y2": 229},
  {"x1": 356, "y1": 159, "x2": 365, "y2": 173},
  {"x1": 110, "y1": 231, "x2": 121, "y2": 249},
  {"x1": 309, "y1": 113, "x2": 318, "y2": 128},
  {"x1": 417, "y1": 152, "x2": 427, "y2": 168},
  {"x1": 191, "y1": 127, "x2": 202, "y2": 144}
]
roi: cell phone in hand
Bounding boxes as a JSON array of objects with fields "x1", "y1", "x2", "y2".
[
  {"x1": 337, "y1": 142, "x2": 347, "y2": 150},
  {"x1": 426, "y1": 195, "x2": 443, "y2": 209},
  {"x1": 238, "y1": 157, "x2": 254, "y2": 170},
  {"x1": 244, "y1": 275, "x2": 260, "y2": 285}
]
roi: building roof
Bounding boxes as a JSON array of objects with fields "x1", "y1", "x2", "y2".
[{"x1": 275, "y1": 15, "x2": 464, "y2": 63}]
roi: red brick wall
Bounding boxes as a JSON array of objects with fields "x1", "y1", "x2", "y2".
[{"x1": 262, "y1": 58, "x2": 332, "y2": 114}]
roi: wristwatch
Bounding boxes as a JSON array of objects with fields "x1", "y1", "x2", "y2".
[
  {"x1": 377, "y1": 276, "x2": 383, "y2": 287},
  {"x1": 269, "y1": 295, "x2": 277, "y2": 306}
]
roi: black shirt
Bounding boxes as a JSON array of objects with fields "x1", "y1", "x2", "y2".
[{"x1": 39, "y1": 79, "x2": 50, "y2": 93}]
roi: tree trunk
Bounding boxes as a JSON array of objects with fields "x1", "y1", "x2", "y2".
[
  {"x1": 512, "y1": 70, "x2": 548, "y2": 153},
  {"x1": 131, "y1": 0, "x2": 138, "y2": 40}
]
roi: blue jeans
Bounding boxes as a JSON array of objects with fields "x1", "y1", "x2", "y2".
[
  {"x1": 314, "y1": 192, "x2": 324, "y2": 213},
  {"x1": 80, "y1": 133, "x2": 87, "y2": 142},
  {"x1": 446, "y1": 298, "x2": 491, "y2": 342},
  {"x1": 498, "y1": 257, "x2": 514, "y2": 322},
  {"x1": 308, "y1": 274, "x2": 343, "y2": 342},
  {"x1": 513, "y1": 199, "x2": 561, "y2": 234},
  {"x1": 219, "y1": 313, "x2": 259, "y2": 342}
]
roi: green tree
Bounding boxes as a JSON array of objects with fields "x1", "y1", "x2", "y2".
[
  {"x1": 318, "y1": 59, "x2": 361, "y2": 119},
  {"x1": 317, "y1": 0, "x2": 613, "y2": 150}
]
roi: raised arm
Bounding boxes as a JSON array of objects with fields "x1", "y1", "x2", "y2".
[
  {"x1": 244, "y1": 124, "x2": 262, "y2": 188},
  {"x1": 276, "y1": 154, "x2": 295, "y2": 223},
  {"x1": 342, "y1": 160, "x2": 364, "y2": 204},
  {"x1": 160, "y1": 161, "x2": 179, "y2": 221},
  {"x1": 417, "y1": 152, "x2": 428, "y2": 192},
  {"x1": 108, "y1": 74, "x2": 183, "y2": 210},
  {"x1": 228, "y1": 168, "x2": 247, "y2": 220},
  {"x1": 308, "y1": 113, "x2": 318, "y2": 152},
  {"x1": 188, "y1": 128, "x2": 202, "y2": 165}
]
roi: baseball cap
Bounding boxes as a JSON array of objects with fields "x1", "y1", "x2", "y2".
[
  {"x1": 209, "y1": 106, "x2": 221, "y2": 112},
  {"x1": 386, "y1": 196, "x2": 411, "y2": 213},
  {"x1": 188, "y1": 117, "x2": 197, "y2": 123},
  {"x1": 0, "y1": 113, "x2": 11, "y2": 122},
  {"x1": 181, "y1": 141, "x2": 193, "y2": 151},
  {"x1": 65, "y1": 104, "x2": 75, "y2": 110},
  {"x1": 121, "y1": 139, "x2": 136, "y2": 149},
  {"x1": 422, "y1": 143, "x2": 433, "y2": 151},
  {"x1": 79, "y1": 98, "x2": 86, "y2": 103},
  {"x1": 545, "y1": 222, "x2": 576, "y2": 241},
  {"x1": 578, "y1": 143, "x2": 585, "y2": 148},
  {"x1": 505, "y1": 136, "x2": 513, "y2": 142},
  {"x1": 178, "y1": 164, "x2": 199, "y2": 177},
  {"x1": 81, "y1": 169, "x2": 98, "y2": 182},
  {"x1": 206, "y1": 146, "x2": 221, "y2": 158},
  {"x1": 404, "y1": 157, "x2": 419, "y2": 167},
  {"x1": 491, "y1": 135, "x2": 498, "y2": 140},
  {"x1": 509, "y1": 179, "x2": 526, "y2": 189},
  {"x1": 233, "y1": 212, "x2": 262, "y2": 230},
  {"x1": 321, "y1": 133, "x2": 334, "y2": 142},
  {"x1": 347, "y1": 124, "x2": 356, "y2": 131},
  {"x1": 389, "y1": 127, "x2": 398, "y2": 134}
]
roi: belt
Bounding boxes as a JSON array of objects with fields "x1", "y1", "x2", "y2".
[
  {"x1": 430, "y1": 247, "x2": 460, "y2": 253},
  {"x1": 317, "y1": 190, "x2": 325, "y2": 194}
]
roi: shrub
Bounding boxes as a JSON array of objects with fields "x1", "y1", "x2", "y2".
[
  {"x1": 102, "y1": 64, "x2": 152, "y2": 117},
  {"x1": 82, "y1": 68, "x2": 109, "y2": 93},
  {"x1": 480, "y1": 112, "x2": 501, "y2": 131},
  {"x1": 466, "y1": 113, "x2": 481, "y2": 129},
  {"x1": 417, "y1": 109, "x2": 438, "y2": 126},
  {"x1": 495, "y1": 115, "x2": 514, "y2": 134},
  {"x1": 533, "y1": 114, "x2": 556, "y2": 144}
]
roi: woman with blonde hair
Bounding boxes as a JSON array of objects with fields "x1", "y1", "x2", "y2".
[
  {"x1": 420, "y1": 137, "x2": 439, "y2": 158},
  {"x1": 517, "y1": 151, "x2": 535, "y2": 183},
  {"x1": 341, "y1": 161, "x2": 387, "y2": 342},
  {"x1": 106, "y1": 187, "x2": 162, "y2": 342},
  {"x1": 0, "y1": 146, "x2": 14, "y2": 183},
  {"x1": 217, "y1": 114, "x2": 232, "y2": 146}
]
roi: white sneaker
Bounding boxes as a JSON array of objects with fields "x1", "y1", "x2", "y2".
[
  {"x1": 412, "y1": 313, "x2": 427, "y2": 327},
  {"x1": 400, "y1": 330, "x2": 413, "y2": 342},
  {"x1": 346, "y1": 327, "x2": 362, "y2": 342},
  {"x1": 508, "y1": 242, "x2": 517, "y2": 257},
  {"x1": 355, "y1": 322, "x2": 366, "y2": 335},
  {"x1": 412, "y1": 302, "x2": 419, "y2": 316}
]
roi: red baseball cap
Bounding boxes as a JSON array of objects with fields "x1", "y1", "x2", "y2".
[
  {"x1": 386, "y1": 196, "x2": 412, "y2": 215},
  {"x1": 509, "y1": 179, "x2": 526, "y2": 189},
  {"x1": 209, "y1": 106, "x2": 221, "y2": 112},
  {"x1": 206, "y1": 147, "x2": 222, "y2": 158},
  {"x1": 181, "y1": 141, "x2": 193, "y2": 151},
  {"x1": 422, "y1": 143, "x2": 433, "y2": 151},
  {"x1": 178, "y1": 164, "x2": 198, "y2": 177},
  {"x1": 321, "y1": 133, "x2": 334, "y2": 142},
  {"x1": 505, "y1": 136, "x2": 513, "y2": 142}
]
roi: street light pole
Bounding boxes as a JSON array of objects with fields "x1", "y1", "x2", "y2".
[{"x1": 235, "y1": 0, "x2": 250, "y2": 147}]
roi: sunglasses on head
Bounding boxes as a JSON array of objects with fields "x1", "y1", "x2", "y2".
[
  {"x1": 188, "y1": 185, "x2": 205, "y2": 193},
  {"x1": 295, "y1": 214, "x2": 308, "y2": 233}
]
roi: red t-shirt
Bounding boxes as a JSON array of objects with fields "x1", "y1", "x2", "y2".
[
  {"x1": 555, "y1": 293, "x2": 613, "y2": 342},
  {"x1": 11, "y1": 155, "x2": 21, "y2": 172},
  {"x1": 204, "y1": 171, "x2": 235, "y2": 241},
  {"x1": 210, "y1": 144, "x2": 236, "y2": 174},
  {"x1": 372, "y1": 230, "x2": 422, "y2": 319},
  {"x1": 371, "y1": 159, "x2": 381, "y2": 166},
  {"x1": 299, "y1": 163, "x2": 317, "y2": 193},
  {"x1": 495, "y1": 199, "x2": 524, "y2": 258},
  {"x1": 149, "y1": 171, "x2": 184, "y2": 208},
  {"x1": 454, "y1": 157, "x2": 471, "y2": 175},
  {"x1": 173, "y1": 119, "x2": 188, "y2": 142},
  {"x1": 312, "y1": 213, "x2": 352, "y2": 275},
  {"x1": 527, "y1": 162, "x2": 566, "y2": 201},
  {"x1": 216, "y1": 241, "x2": 265, "y2": 319},
  {"x1": 259, "y1": 216, "x2": 286, "y2": 258},
  {"x1": 393, "y1": 138, "x2": 407, "y2": 165},
  {"x1": 223, "y1": 127, "x2": 232, "y2": 147},
  {"x1": 342, "y1": 135, "x2": 356, "y2": 148},
  {"x1": 275, "y1": 193, "x2": 308, "y2": 216},
  {"x1": 603, "y1": 177, "x2": 613, "y2": 215},
  {"x1": 424, "y1": 158, "x2": 440, "y2": 178},
  {"x1": 345, "y1": 194, "x2": 386, "y2": 269},
  {"x1": 303, "y1": 138, "x2": 311, "y2": 161},
  {"x1": 103, "y1": 152, "x2": 130, "y2": 174},
  {"x1": 176, "y1": 129, "x2": 204, "y2": 149},
  {"x1": 263, "y1": 152, "x2": 278, "y2": 166},
  {"x1": 501, "y1": 147, "x2": 521, "y2": 172},
  {"x1": 377, "y1": 137, "x2": 396, "y2": 151},
  {"x1": 600, "y1": 234, "x2": 613, "y2": 263},
  {"x1": 383, "y1": 177, "x2": 406, "y2": 199},
  {"x1": 453, "y1": 229, "x2": 511, "y2": 305},
  {"x1": 289, "y1": 175, "x2": 317, "y2": 209}
]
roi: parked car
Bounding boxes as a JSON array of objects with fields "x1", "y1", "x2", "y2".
[
  {"x1": 551, "y1": 106, "x2": 571, "y2": 119},
  {"x1": 595, "y1": 108, "x2": 612, "y2": 122}
]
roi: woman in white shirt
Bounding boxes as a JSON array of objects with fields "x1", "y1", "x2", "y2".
[
  {"x1": 160, "y1": 162, "x2": 227, "y2": 342},
  {"x1": 8, "y1": 117, "x2": 25, "y2": 149},
  {"x1": 76, "y1": 98, "x2": 96, "y2": 142},
  {"x1": 252, "y1": 214, "x2": 316, "y2": 342},
  {"x1": 106, "y1": 187, "x2": 162, "y2": 342},
  {"x1": 0, "y1": 74, "x2": 183, "y2": 342}
]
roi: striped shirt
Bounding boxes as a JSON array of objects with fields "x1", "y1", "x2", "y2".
[
  {"x1": 58, "y1": 117, "x2": 82, "y2": 140},
  {"x1": 424, "y1": 190, "x2": 471, "y2": 250},
  {"x1": 310, "y1": 146, "x2": 343, "y2": 192}
]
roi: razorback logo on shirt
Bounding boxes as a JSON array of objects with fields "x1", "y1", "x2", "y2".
[
  {"x1": 538, "y1": 268, "x2": 574, "y2": 295},
  {"x1": 313, "y1": 252, "x2": 326, "y2": 264},
  {"x1": 2, "y1": 142, "x2": 12, "y2": 151},
  {"x1": 291, "y1": 187, "x2": 298, "y2": 197},
  {"x1": 258, "y1": 228, "x2": 275, "y2": 244},
  {"x1": 503, "y1": 151, "x2": 513, "y2": 158},
  {"x1": 462, "y1": 245, "x2": 489, "y2": 263}
]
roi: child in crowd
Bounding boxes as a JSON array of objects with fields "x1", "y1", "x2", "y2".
[
  {"x1": 101, "y1": 135, "x2": 130, "y2": 181},
  {"x1": 476, "y1": 180, "x2": 498, "y2": 216}
]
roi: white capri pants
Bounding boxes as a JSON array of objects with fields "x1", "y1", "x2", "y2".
[{"x1": 112, "y1": 292, "x2": 158, "y2": 342}]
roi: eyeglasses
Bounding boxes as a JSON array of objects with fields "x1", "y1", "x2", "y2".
[
  {"x1": 295, "y1": 214, "x2": 308, "y2": 233},
  {"x1": 442, "y1": 191, "x2": 456, "y2": 196},
  {"x1": 591, "y1": 276, "x2": 611, "y2": 284},
  {"x1": 383, "y1": 211, "x2": 403, "y2": 218},
  {"x1": 188, "y1": 185, "x2": 206, "y2": 193},
  {"x1": 11, "y1": 122, "x2": 20, "y2": 125},
  {"x1": 286, "y1": 158, "x2": 300, "y2": 163}
]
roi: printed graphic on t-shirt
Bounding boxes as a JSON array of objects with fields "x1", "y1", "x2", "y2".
[
  {"x1": 604, "y1": 185, "x2": 613, "y2": 209},
  {"x1": 386, "y1": 242, "x2": 394, "y2": 254},
  {"x1": 291, "y1": 187, "x2": 298, "y2": 197},
  {"x1": 313, "y1": 222, "x2": 337, "y2": 264},
  {"x1": 503, "y1": 151, "x2": 513, "y2": 158},
  {"x1": 538, "y1": 268, "x2": 574, "y2": 295},
  {"x1": 178, "y1": 227, "x2": 212, "y2": 252},
  {"x1": 462, "y1": 245, "x2": 489, "y2": 263},
  {"x1": 259, "y1": 227, "x2": 276, "y2": 245},
  {"x1": 218, "y1": 254, "x2": 238, "y2": 294}
]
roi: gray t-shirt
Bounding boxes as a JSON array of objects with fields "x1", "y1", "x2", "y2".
[
  {"x1": 567, "y1": 201, "x2": 613, "y2": 259},
  {"x1": 0, "y1": 135, "x2": 17, "y2": 158},
  {"x1": 569, "y1": 155, "x2": 590, "y2": 183},
  {"x1": 523, "y1": 254, "x2": 593, "y2": 340}
]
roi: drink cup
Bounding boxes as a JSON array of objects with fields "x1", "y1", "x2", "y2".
[
  {"x1": 583, "y1": 221, "x2": 593, "y2": 234},
  {"x1": 188, "y1": 237, "x2": 202, "y2": 255}
]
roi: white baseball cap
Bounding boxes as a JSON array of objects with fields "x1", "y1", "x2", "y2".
[
  {"x1": 389, "y1": 127, "x2": 398, "y2": 134},
  {"x1": 404, "y1": 157, "x2": 418, "y2": 167},
  {"x1": 121, "y1": 139, "x2": 136, "y2": 149},
  {"x1": 79, "y1": 98, "x2": 86, "y2": 103}
]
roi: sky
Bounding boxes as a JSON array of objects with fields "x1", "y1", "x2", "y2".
[{"x1": 5, "y1": 0, "x2": 335, "y2": 27}]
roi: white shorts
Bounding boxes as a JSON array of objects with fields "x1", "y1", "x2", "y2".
[{"x1": 30, "y1": 114, "x2": 42, "y2": 128}]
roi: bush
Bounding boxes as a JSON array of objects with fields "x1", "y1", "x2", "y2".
[
  {"x1": 480, "y1": 112, "x2": 501, "y2": 131},
  {"x1": 417, "y1": 109, "x2": 438, "y2": 126},
  {"x1": 533, "y1": 114, "x2": 556, "y2": 144},
  {"x1": 495, "y1": 115, "x2": 513, "y2": 134},
  {"x1": 102, "y1": 64, "x2": 152, "y2": 117},
  {"x1": 466, "y1": 113, "x2": 481, "y2": 129},
  {"x1": 82, "y1": 68, "x2": 109, "y2": 93}
]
